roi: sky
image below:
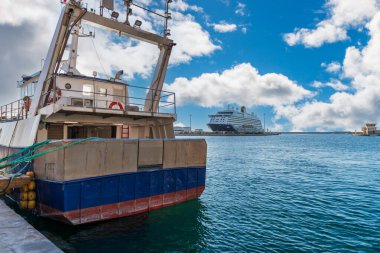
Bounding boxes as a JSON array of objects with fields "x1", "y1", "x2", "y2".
[{"x1": 1, "y1": 0, "x2": 380, "y2": 132}]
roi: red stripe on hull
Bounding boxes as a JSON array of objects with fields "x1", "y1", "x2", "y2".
[
  {"x1": 149, "y1": 195, "x2": 163, "y2": 211},
  {"x1": 175, "y1": 189, "x2": 187, "y2": 204},
  {"x1": 163, "y1": 192, "x2": 176, "y2": 207},
  {"x1": 120, "y1": 200, "x2": 135, "y2": 216},
  {"x1": 38, "y1": 186, "x2": 205, "y2": 225},
  {"x1": 197, "y1": 186, "x2": 206, "y2": 197},
  {"x1": 186, "y1": 188, "x2": 198, "y2": 200},
  {"x1": 100, "y1": 203, "x2": 119, "y2": 221},
  {"x1": 135, "y1": 197, "x2": 150, "y2": 214}
]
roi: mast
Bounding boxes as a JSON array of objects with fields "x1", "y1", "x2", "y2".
[
  {"x1": 28, "y1": 4, "x2": 75, "y2": 117},
  {"x1": 67, "y1": 22, "x2": 81, "y2": 75},
  {"x1": 28, "y1": 0, "x2": 175, "y2": 117}
]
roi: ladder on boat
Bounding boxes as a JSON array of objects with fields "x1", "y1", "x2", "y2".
[{"x1": 122, "y1": 125, "x2": 130, "y2": 138}]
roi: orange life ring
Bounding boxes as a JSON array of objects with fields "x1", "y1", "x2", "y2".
[
  {"x1": 23, "y1": 96, "x2": 31, "y2": 112},
  {"x1": 109, "y1": 102, "x2": 124, "y2": 110},
  {"x1": 47, "y1": 87, "x2": 62, "y2": 104}
]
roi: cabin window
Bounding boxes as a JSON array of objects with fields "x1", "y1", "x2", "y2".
[
  {"x1": 83, "y1": 84, "x2": 94, "y2": 96},
  {"x1": 68, "y1": 126, "x2": 116, "y2": 139},
  {"x1": 47, "y1": 124, "x2": 64, "y2": 140},
  {"x1": 20, "y1": 82, "x2": 37, "y2": 99},
  {"x1": 20, "y1": 87, "x2": 26, "y2": 98},
  {"x1": 27, "y1": 84, "x2": 32, "y2": 96},
  {"x1": 99, "y1": 88, "x2": 107, "y2": 97}
]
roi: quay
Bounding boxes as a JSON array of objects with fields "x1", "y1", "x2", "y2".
[{"x1": 0, "y1": 199, "x2": 62, "y2": 253}]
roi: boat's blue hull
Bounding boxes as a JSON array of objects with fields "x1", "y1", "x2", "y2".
[{"x1": 36, "y1": 167, "x2": 206, "y2": 225}]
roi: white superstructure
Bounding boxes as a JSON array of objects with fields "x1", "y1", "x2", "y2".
[
  {"x1": 0, "y1": 0, "x2": 178, "y2": 149},
  {"x1": 208, "y1": 106, "x2": 263, "y2": 133}
]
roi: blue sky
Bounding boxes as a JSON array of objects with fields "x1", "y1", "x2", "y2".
[
  {"x1": 1, "y1": 0, "x2": 380, "y2": 131},
  {"x1": 163, "y1": 0, "x2": 377, "y2": 131},
  {"x1": 170, "y1": 0, "x2": 332, "y2": 129}
]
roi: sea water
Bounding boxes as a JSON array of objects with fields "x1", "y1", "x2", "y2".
[{"x1": 14, "y1": 134, "x2": 380, "y2": 252}]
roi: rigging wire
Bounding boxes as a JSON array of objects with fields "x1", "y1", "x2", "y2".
[{"x1": 86, "y1": 25, "x2": 110, "y2": 79}]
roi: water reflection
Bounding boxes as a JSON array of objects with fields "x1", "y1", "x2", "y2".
[{"x1": 16, "y1": 198, "x2": 209, "y2": 253}]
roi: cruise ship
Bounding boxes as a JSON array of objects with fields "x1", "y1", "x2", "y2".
[{"x1": 208, "y1": 106, "x2": 264, "y2": 133}]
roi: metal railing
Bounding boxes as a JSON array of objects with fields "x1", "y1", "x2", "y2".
[
  {"x1": 0, "y1": 78, "x2": 176, "y2": 123},
  {"x1": 41, "y1": 80, "x2": 176, "y2": 115},
  {"x1": 0, "y1": 99, "x2": 29, "y2": 122}
]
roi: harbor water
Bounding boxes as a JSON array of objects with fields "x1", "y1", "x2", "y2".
[{"x1": 6, "y1": 134, "x2": 380, "y2": 252}]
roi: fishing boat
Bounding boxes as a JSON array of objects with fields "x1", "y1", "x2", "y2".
[{"x1": 0, "y1": 0, "x2": 207, "y2": 225}]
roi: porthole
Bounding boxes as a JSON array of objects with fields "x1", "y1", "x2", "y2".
[{"x1": 65, "y1": 83, "x2": 72, "y2": 90}]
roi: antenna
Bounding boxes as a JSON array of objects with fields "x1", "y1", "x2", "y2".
[
  {"x1": 124, "y1": 0, "x2": 133, "y2": 25},
  {"x1": 164, "y1": 0, "x2": 172, "y2": 37},
  {"x1": 122, "y1": 0, "x2": 172, "y2": 36}
]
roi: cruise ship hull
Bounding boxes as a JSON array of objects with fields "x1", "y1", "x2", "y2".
[
  {"x1": 208, "y1": 107, "x2": 264, "y2": 133},
  {"x1": 208, "y1": 123, "x2": 263, "y2": 133},
  {"x1": 207, "y1": 123, "x2": 236, "y2": 132}
]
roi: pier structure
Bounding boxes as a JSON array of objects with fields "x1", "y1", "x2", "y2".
[{"x1": 0, "y1": 200, "x2": 62, "y2": 253}]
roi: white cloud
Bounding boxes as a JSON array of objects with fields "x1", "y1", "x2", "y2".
[
  {"x1": 0, "y1": 0, "x2": 61, "y2": 100},
  {"x1": 169, "y1": 12, "x2": 221, "y2": 64},
  {"x1": 77, "y1": 29, "x2": 159, "y2": 79},
  {"x1": 0, "y1": 0, "x2": 219, "y2": 101},
  {"x1": 311, "y1": 80, "x2": 349, "y2": 91},
  {"x1": 241, "y1": 27, "x2": 248, "y2": 34},
  {"x1": 0, "y1": 0, "x2": 60, "y2": 27},
  {"x1": 174, "y1": 122, "x2": 186, "y2": 127},
  {"x1": 77, "y1": 10, "x2": 221, "y2": 78},
  {"x1": 284, "y1": 0, "x2": 380, "y2": 47},
  {"x1": 211, "y1": 22, "x2": 237, "y2": 33},
  {"x1": 235, "y1": 2, "x2": 248, "y2": 16},
  {"x1": 278, "y1": 11, "x2": 380, "y2": 131},
  {"x1": 321, "y1": 61, "x2": 342, "y2": 73},
  {"x1": 165, "y1": 63, "x2": 313, "y2": 108},
  {"x1": 171, "y1": 0, "x2": 203, "y2": 12}
]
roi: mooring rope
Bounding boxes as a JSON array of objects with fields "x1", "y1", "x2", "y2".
[{"x1": 0, "y1": 137, "x2": 99, "y2": 171}]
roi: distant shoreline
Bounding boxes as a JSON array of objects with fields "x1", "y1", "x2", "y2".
[
  {"x1": 279, "y1": 132, "x2": 352, "y2": 135},
  {"x1": 176, "y1": 131, "x2": 353, "y2": 137}
]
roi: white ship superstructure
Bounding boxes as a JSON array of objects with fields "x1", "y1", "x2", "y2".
[{"x1": 208, "y1": 106, "x2": 263, "y2": 133}]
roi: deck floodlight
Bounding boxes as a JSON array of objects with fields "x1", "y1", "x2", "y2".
[
  {"x1": 134, "y1": 20, "x2": 142, "y2": 28},
  {"x1": 111, "y1": 11, "x2": 119, "y2": 19},
  {"x1": 115, "y1": 70, "x2": 124, "y2": 80},
  {"x1": 167, "y1": 0, "x2": 173, "y2": 3}
]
